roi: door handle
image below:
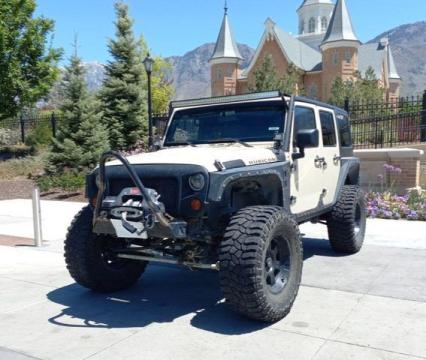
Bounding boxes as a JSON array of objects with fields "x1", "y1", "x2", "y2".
[
  {"x1": 314, "y1": 156, "x2": 325, "y2": 167},
  {"x1": 333, "y1": 155, "x2": 341, "y2": 164}
]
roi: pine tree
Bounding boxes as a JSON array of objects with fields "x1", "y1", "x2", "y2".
[
  {"x1": 100, "y1": 2, "x2": 147, "y2": 150},
  {"x1": 329, "y1": 67, "x2": 385, "y2": 107},
  {"x1": 47, "y1": 52, "x2": 109, "y2": 173},
  {"x1": 248, "y1": 55, "x2": 302, "y2": 95}
]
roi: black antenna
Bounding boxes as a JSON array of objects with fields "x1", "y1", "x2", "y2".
[{"x1": 224, "y1": 0, "x2": 228, "y2": 15}]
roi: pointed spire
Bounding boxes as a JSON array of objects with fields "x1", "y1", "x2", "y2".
[
  {"x1": 321, "y1": 0, "x2": 359, "y2": 47},
  {"x1": 210, "y1": 4, "x2": 242, "y2": 62}
]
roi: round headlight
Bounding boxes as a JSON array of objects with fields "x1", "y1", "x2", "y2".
[{"x1": 189, "y1": 173, "x2": 205, "y2": 191}]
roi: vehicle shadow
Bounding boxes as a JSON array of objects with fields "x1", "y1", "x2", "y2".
[{"x1": 46, "y1": 237, "x2": 342, "y2": 335}]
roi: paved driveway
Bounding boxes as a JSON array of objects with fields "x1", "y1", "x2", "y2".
[{"x1": 0, "y1": 200, "x2": 425, "y2": 360}]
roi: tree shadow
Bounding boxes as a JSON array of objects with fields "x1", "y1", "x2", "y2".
[{"x1": 46, "y1": 236, "x2": 345, "y2": 335}]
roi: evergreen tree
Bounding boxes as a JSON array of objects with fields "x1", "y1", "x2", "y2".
[
  {"x1": 100, "y1": 2, "x2": 147, "y2": 150},
  {"x1": 0, "y1": 0, "x2": 62, "y2": 120},
  {"x1": 48, "y1": 52, "x2": 109, "y2": 173},
  {"x1": 248, "y1": 55, "x2": 302, "y2": 95}
]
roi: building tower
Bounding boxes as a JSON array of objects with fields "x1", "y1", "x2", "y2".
[
  {"x1": 210, "y1": 4, "x2": 242, "y2": 97},
  {"x1": 320, "y1": 0, "x2": 360, "y2": 99},
  {"x1": 297, "y1": 0, "x2": 335, "y2": 49}
]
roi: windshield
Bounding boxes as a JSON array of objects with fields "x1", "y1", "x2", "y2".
[{"x1": 164, "y1": 102, "x2": 285, "y2": 146}]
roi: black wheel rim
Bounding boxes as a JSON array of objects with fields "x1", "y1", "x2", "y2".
[{"x1": 265, "y1": 236, "x2": 291, "y2": 294}]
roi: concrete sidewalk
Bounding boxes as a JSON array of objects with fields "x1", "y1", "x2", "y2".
[{"x1": 0, "y1": 199, "x2": 426, "y2": 359}]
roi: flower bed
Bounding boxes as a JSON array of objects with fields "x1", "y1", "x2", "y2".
[
  {"x1": 366, "y1": 163, "x2": 426, "y2": 221},
  {"x1": 366, "y1": 191, "x2": 426, "y2": 221}
]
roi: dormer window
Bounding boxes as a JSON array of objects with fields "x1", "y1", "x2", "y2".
[
  {"x1": 321, "y1": 17, "x2": 328, "y2": 32},
  {"x1": 308, "y1": 18, "x2": 316, "y2": 33}
]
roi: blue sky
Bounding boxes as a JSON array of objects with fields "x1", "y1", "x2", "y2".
[{"x1": 36, "y1": 0, "x2": 426, "y2": 63}]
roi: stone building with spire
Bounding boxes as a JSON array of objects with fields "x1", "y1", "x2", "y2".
[{"x1": 209, "y1": 0, "x2": 401, "y2": 101}]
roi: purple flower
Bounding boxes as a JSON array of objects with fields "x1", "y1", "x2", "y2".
[
  {"x1": 377, "y1": 174, "x2": 384, "y2": 182},
  {"x1": 383, "y1": 163, "x2": 395, "y2": 172},
  {"x1": 394, "y1": 167, "x2": 402, "y2": 174}
]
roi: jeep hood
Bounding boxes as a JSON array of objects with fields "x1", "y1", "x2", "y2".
[{"x1": 108, "y1": 145, "x2": 278, "y2": 172}]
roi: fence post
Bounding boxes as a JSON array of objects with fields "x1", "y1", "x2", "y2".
[
  {"x1": 344, "y1": 97, "x2": 350, "y2": 113},
  {"x1": 19, "y1": 114, "x2": 26, "y2": 143},
  {"x1": 421, "y1": 90, "x2": 426, "y2": 142},
  {"x1": 51, "y1": 112, "x2": 57, "y2": 138}
]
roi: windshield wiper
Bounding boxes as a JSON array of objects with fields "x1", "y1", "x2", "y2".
[
  {"x1": 204, "y1": 138, "x2": 253, "y2": 148},
  {"x1": 164, "y1": 141, "x2": 196, "y2": 147}
]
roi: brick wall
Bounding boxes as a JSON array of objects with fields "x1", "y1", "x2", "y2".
[
  {"x1": 211, "y1": 62, "x2": 240, "y2": 97},
  {"x1": 355, "y1": 148, "x2": 424, "y2": 193}
]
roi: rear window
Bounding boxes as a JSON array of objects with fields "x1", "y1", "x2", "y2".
[
  {"x1": 319, "y1": 111, "x2": 337, "y2": 146},
  {"x1": 336, "y1": 114, "x2": 352, "y2": 147}
]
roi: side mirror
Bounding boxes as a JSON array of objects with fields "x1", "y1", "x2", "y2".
[
  {"x1": 292, "y1": 129, "x2": 319, "y2": 160},
  {"x1": 273, "y1": 133, "x2": 283, "y2": 150}
]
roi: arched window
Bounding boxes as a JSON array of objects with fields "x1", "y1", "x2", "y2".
[
  {"x1": 309, "y1": 83, "x2": 318, "y2": 99},
  {"x1": 344, "y1": 49, "x2": 352, "y2": 64},
  {"x1": 308, "y1": 18, "x2": 316, "y2": 33},
  {"x1": 321, "y1": 17, "x2": 328, "y2": 32},
  {"x1": 332, "y1": 50, "x2": 339, "y2": 65},
  {"x1": 216, "y1": 68, "x2": 223, "y2": 80},
  {"x1": 299, "y1": 20, "x2": 305, "y2": 35}
]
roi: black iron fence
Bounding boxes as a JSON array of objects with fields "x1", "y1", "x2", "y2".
[
  {"x1": 0, "y1": 112, "x2": 63, "y2": 146},
  {"x1": 345, "y1": 92, "x2": 426, "y2": 149}
]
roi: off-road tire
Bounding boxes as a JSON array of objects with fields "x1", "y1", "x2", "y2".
[
  {"x1": 327, "y1": 185, "x2": 366, "y2": 254},
  {"x1": 64, "y1": 205, "x2": 147, "y2": 293},
  {"x1": 219, "y1": 206, "x2": 303, "y2": 322}
]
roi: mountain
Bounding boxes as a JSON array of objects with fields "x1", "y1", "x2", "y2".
[
  {"x1": 166, "y1": 43, "x2": 255, "y2": 100},
  {"x1": 83, "y1": 61, "x2": 105, "y2": 92},
  {"x1": 368, "y1": 21, "x2": 426, "y2": 97}
]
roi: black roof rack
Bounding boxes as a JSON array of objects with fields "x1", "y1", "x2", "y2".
[{"x1": 170, "y1": 91, "x2": 289, "y2": 109}]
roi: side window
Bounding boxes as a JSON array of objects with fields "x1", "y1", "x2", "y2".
[
  {"x1": 337, "y1": 114, "x2": 352, "y2": 147},
  {"x1": 294, "y1": 106, "x2": 317, "y2": 147},
  {"x1": 320, "y1": 111, "x2": 337, "y2": 146}
]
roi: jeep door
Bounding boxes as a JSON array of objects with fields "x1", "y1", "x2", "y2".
[
  {"x1": 289, "y1": 103, "x2": 325, "y2": 214},
  {"x1": 317, "y1": 107, "x2": 340, "y2": 206}
]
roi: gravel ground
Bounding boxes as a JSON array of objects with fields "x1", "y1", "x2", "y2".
[
  {"x1": 0, "y1": 180, "x2": 85, "y2": 202},
  {"x1": 0, "y1": 180, "x2": 34, "y2": 200}
]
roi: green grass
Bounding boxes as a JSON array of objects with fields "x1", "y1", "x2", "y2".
[{"x1": 0, "y1": 153, "x2": 46, "y2": 180}]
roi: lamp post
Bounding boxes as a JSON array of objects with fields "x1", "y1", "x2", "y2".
[{"x1": 143, "y1": 53, "x2": 154, "y2": 149}]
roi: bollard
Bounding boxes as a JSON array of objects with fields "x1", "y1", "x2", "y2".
[{"x1": 32, "y1": 187, "x2": 43, "y2": 247}]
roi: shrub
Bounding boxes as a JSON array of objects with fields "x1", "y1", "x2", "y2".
[{"x1": 35, "y1": 171, "x2": 86, "y2": 192}]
